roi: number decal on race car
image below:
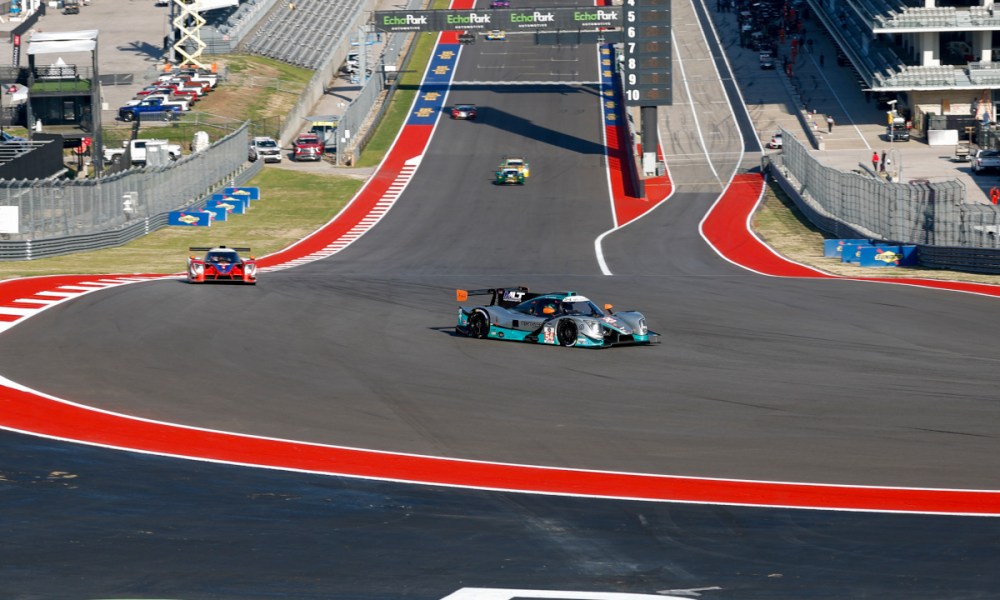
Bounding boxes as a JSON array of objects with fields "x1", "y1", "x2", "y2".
[{"x1": 543, "y1": 325, "x2": 555, "y2": 344}]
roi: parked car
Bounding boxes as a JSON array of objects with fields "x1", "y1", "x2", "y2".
[
  {"x1": 292, "y1": 133, "x2": 324, "y2": 161},
  {"x1": 885, "y1": 125, "x2": 910, "y2": 142},
  {"x1": 250, "y1": 136, "x2": 282, "y2": 163},
  {"x1": 161, "y1": 77, "x2": 211, "y2": 95},
  {"x1": 103, "y1": 138, "x2": 182, "y2": 166},
  {"x1": 884, "y1": 116, "x2": 910, "y2": 141},
  {"x1": 972, "y1": 149, "x2": 1000, "y2": 174},
  {"x1": 158, "y1": 70, "x2": 216, "y2": 89},
  {"x1": 118, "y1": 98, "x2": 181, "y2": 122},
  {"x1": 124, "y1": 94, "x2": 189, "y2": 111},
  {"x1": 767, "y1": 132, "x2": 783, "y2": 149},
  {"x1": 137, "y1": 85, "x2": 199, "y2": 101}
]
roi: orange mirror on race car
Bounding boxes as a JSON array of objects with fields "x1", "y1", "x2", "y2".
[
  {"x1": 604, "y1": 303, "x2": 614, "y2": 312},
  {"x1": 456, "y1": 289, "x2": 468, "y2": 302}
]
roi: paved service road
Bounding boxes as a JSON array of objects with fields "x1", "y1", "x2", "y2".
[{"x1": 1, "y1": 0, "x2": 999, "y2": 598}]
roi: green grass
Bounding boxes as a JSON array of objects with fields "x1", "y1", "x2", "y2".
[{"x1": 31, "y1": 79, "x2": 92, "y2": 93}]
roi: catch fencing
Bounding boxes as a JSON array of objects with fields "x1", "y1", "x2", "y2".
[
  {"x1": 772, "y1": 129, "x2": 1000, "y2": 251},
  {"x1": 0, "y1": 124, "x2": 253, "y2": 260},
  {"x1": 274, "y1": 0, "x2": 383, "y2": 149},
  {"x1": 336, "y1": 10, "x2": 422, "y2": 166},
  {"x1": 277, "y1": 0, "x2": 424, "y2": 163}
]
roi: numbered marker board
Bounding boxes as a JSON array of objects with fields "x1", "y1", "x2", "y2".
[{"x1": 621, "y1": 0, "x2": 672, "y2": 106}]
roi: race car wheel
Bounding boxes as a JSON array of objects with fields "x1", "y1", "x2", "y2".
[
  {"x1": 468, "y1": 311, "x2": 490, "y2": 339},
  {"x1": 557, "y1": 320, "x2": 578, "y2": 347}
]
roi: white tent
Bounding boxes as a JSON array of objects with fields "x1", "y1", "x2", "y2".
[
  {"x1": 199, "y1": 0, "x2": 239, "y2": 10},
  {"x1": 27, "y1": 30, "x2": 98, "y2": 55}
]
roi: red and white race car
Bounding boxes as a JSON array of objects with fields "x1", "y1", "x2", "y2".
[
  {"x1": 187, "y1": 246, "x2": 257, "y2": 284},
  {"x1": 450, "y1": 103, "x2": 477, "y2": 120}
]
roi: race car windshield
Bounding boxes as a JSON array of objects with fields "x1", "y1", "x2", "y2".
[
  {"x1": 562, "y1": 300, "x2": 604, "y2": 317},
  {"x1": 208, "y1": 252, "x2": 238, "y2": 263}
]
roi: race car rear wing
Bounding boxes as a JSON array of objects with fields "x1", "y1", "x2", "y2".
[
  {"x1": 189, "y1": 246, "x2": 252, "y2": 252},
  {"x1": 456, "y1": 286, "x2": 537, "y2": 308}
]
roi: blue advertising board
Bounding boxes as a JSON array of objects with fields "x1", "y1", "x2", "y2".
[
  {"x1": 168, "y1": 211, "x2": 212, "y2": 227},
  {"x1": 207, "y1": 194, "x2": 247, "y2": 214},
  {"x1": 223, "y1": 187, "x2": 260, "y2": 201},
  {"x1": 202, "y1": 205, "x2": 229, "y2": 222},
  {"x1": 823, "y1": 239, "x2": 870, "y2": 258},
  {"x1": 858, "y1": 245, "x2": 917, "y2": 267},
  {"x1": 840, "y1": 242, "x2": 870, "y2": 264}
]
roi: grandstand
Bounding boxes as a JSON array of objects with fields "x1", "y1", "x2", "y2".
[{"x1": 197, "y1": 0, "x2": 366, "y2": 70}]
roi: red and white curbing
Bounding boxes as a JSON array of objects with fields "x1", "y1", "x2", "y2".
[
  {"x1": 260, "y1": 155, "x2": 423, "y2": 272},
  {"x1": 0, "y1": 276, "x2": 167, "y2": 333}
]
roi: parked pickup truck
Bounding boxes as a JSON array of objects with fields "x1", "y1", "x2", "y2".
[
  {"x1": 972, "y1": 149, "x2": 1000, "y2": 174},
  {"x1": 136, "y1": 85, "x2": 199, "y2": 102},
  {"x1": 158, "y1": 70, "x2": 216, "y2": 89},
  {"x1": 104, "y1": 138, "x2": 182, "y2": 166},
  {"x1": 175, "y1": 68, "x2": 217, "y2": 88},
  {"x1": 249, "y1": 136, "x2": 282, "y2": 163},
  {"x1": 118, "y1": 98, "x2": 182, "y2": 122},
  {"x1": 293, "y1": 133, "x2": 324, "y2": 161},
  {"x1": 885, "y1": 116, "x2": 910, "y2": 141},
  {"x1": 123, "y1": 95, "x2": 189, "y2": 112},
  {"x1": 160, "y1": 77, "x2": 211, "y2": 95}
]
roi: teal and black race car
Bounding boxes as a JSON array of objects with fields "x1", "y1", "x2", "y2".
[{"x1": 455, "y1": 287, "x2": 658, "y2": 348}]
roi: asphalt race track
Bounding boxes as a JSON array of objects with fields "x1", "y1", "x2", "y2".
[{"x1": 1, "y1": 0, "x2": 999, "y2": 597}]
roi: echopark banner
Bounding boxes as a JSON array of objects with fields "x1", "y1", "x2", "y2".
[{"x1": 373, "y1": 7, "x2": 622, "y2": 32}]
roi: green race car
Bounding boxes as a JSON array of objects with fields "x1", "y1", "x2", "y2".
[{"x1": 495, "y1": 167, "x2": 525, "y2": 185}]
